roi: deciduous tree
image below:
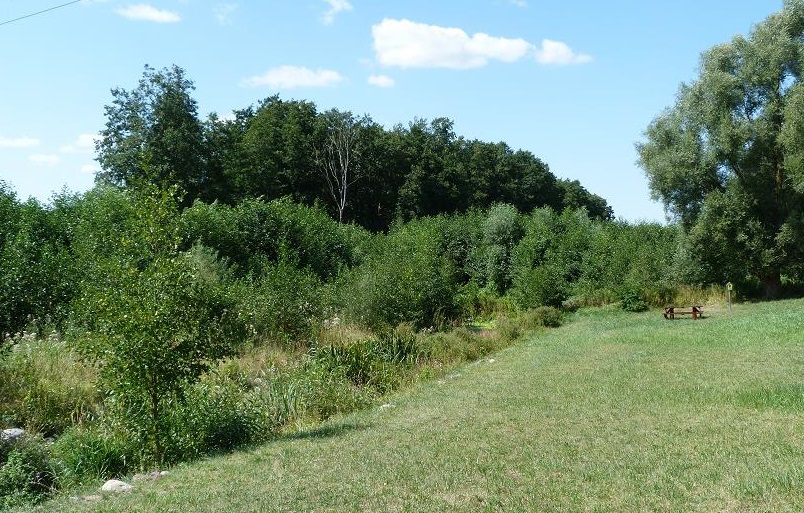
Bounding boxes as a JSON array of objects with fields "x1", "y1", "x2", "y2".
[{"x1": 637, "y1": 0, "x2": 804, "y2": 297}]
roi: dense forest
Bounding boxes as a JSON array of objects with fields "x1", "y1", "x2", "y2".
[
  {"x1": 95, "y1": 65, "x2": 613, "y2": 231},
  {"x1": 5, "y1": 1, "x2": 804, "y2": 498}
]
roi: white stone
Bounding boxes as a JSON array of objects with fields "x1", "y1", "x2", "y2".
[
  {"x1": 101, "y1": 479, "x2": 133, "y2": 492},
  {"x1": 1, "y1": 428, "x2": 25, "y2": 442}
]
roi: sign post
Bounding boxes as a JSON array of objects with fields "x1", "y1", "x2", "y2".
[{"x1": 726, "y1": 282, "x2": 733, "y2": 313}]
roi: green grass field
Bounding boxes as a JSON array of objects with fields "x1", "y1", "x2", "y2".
[{"x1": 21, "y1": 299, "x2": 804, "y2": 512}]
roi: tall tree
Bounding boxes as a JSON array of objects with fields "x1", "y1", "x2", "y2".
[
  {"x1": 235, "y1": 96, "x2": 321, "y2": 203},
  {"x1": 637, "y1": 0, "x2": 804, "y2": 297},
  {"x1": 96, "y1": 65, "x2": 210, "y2": 203}
]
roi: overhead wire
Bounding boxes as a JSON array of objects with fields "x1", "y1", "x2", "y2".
[{"x1": 0, "y1": 0, "x2": 82, "y2": 27}]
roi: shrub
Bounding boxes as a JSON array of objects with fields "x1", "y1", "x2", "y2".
[
  {"x1": 0, "y1": 436, "x2": 56, "y2": 509},
  {"x1": 295, "y1": 359, "x2": 374, "y2": 420},
  {"x1": 420, "y1": 327, "x2": 496, "y2": 363},
  {"x1": 311, "y1": 330, "x2": 422, "y2": 395},
  {"x1": 181, "y1": 197, "x2": 366, "y2": 281},
  {"x1": 341, "y1": 219, "x2": 459, "y2": 329},
  {"x1": 481, "y1": 204, "x2": 523, "y2": 293},
  {"x1": 511, "y1": 263, "x2": 569, "y2": 309},
  {"x1": 236, "y1": 259, "x2": 323, "y2": 348},
  {"x1": 620, "y1": 289, "x2": 649, "y2": 312}
]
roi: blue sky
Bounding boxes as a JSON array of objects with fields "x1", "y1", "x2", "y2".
[{"x1": 0, "y1": 0, "x2": 782, "y2": 222}]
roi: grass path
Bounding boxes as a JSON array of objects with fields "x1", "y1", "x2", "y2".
[{"x1": 25, "y1": 300, "x2": 804, "y2": 512}]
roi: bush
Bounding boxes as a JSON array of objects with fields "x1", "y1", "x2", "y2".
[
  {"x1": 511, "y1": 264, "x2": 569, "y2": 309},
  {"x1": 620, "y1": 290, "x2": 649, "y2": 312},
  {"x1": 236, "y1": 259, "x2": 323, "y2": 348},
  {"x1": 481, "y1": 204, "x2": 523, "y2": 293},
  {"x1": 182, "y1": 198, "x2": 366, "y2": 281},
  {"x1": 420, "y1": 327, "x2": 497, "y2": 363},
  {"x1": 295, "y1": 359, "x2": 374, "y2": 420},
  {"x1": 341, "y1": 219, "x2": 460, "y2": 330},
  {"x1": 0, "y1": 436, "x2": 56, "y2": 509}
]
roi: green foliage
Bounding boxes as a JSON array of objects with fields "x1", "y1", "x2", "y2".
[
  {"x1": 96, "y1": 64, "x2": 211, "y2": 203},
  {"x1": 233, "y1": 259, "x2": 323, "y2": 348},
  {"x1": 0, "y1": 192, "x2": 78, "y2": 342},
  {"x1": 637, "y1": 2, "x2": 804, "y2": 297},
  {"x1": 576, "y1": 221, "x2": 681, "y2": 305},
  {"x1": 51, "y1": 427, "x2": 137, "y2": 486},
  {"x1": 481, "y1": 204, "x2": 523, "y2": 294},
  {"x1": 71, "y1": 187, "x2": 242, "y2": 464},
  {"x1": 311, "y1": 330, "x2": 423, "y2": 395},
  {"x1": 296, "y1": 359, "x2": 375, "y2": 420},
  {"x1": 182, "y1": 197, "x2": 363, "y2": 281},
  {"x1": 0, "y1": 335, "x2": 98, "y2": 437},
  {"x1": 495, "y1": 307, "x2": 564, "y2": 342},
  {"x1": 510, "y1": 208, "x2": 590, "y2": 308},
  {"x1": 0, "y1": 436, "x2": 56, "y2": 509},
  {"x1": 619, "y1": 289, "x2": 649, "y2": 312},
  {"x1": 341, "y1": 218, "x2": 460, "y2": 329}
]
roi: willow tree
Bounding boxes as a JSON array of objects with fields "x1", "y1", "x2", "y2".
[{"x1": 638, "y1": 0, "x2": 804, "y2": 298}]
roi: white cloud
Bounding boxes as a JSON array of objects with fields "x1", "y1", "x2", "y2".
[
  {"x1": 322, "y1": 0, "x2": 352, "y2": 25},
  {"x1": 80, "y1": 164, "x2": 100, "y2": 174},
  {"x1": 0, "y1": 136, "x2": 40, "y2": 149},
  {"x1": 115, "y1": 4, "x2": 181, "y2": 23},
  {"x1": 214, "y1": 3, "x2": 237, "y2": 26},
  {"x1": 372, "y1": 19, "x2": 534, "y2": 69},
  {"x1": 372, "y1": 19, "x2": 592, "y2": 69},
  {"x1": 510, "y1": 0, "x2": 528, "y2": 7},
  {"x1": 241, "y1": 66, "x2": 344, "y2": 89},
  {"x1": 368, "y1": 75, "x2": 395, "y2": 88},
  {"x1": 60, "y1": 133, "x2": 99, "y2": 154},
  {"x1": 29, "y1": 154, "x2": 60, "y2": 167},
  {"x1": 534, "y1": 39, "x2": 592, "y2": 65}
]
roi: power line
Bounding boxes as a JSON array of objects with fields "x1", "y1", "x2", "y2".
[{"x1": 0, "y1": 0, "x2": 82, "y2": 27}]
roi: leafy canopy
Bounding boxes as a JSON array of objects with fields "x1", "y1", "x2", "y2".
[{"x1": 637, "y1": 0, "x2": 804, "y2": 296}]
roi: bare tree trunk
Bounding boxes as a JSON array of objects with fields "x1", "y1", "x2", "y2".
[{"x1": 319, "y1": 112, "x2": 362, "y2": 223}]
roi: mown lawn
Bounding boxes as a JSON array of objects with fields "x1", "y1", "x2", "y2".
[{"x1": 20, "y1": 299, "x2": 804, "y2": 512}]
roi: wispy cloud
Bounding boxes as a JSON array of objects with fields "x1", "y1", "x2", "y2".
[
  {"x1": 534, "y1": 39, "x2": 592, "y2": 65},
  {"x1": 321, "y1": 0, "x2": 352, "y2": 25},
  {"x1": 510, "y1": 0, "x2": 528, "y2": 7},
  {"x1": 372, "y1": 19, "x2": 591, "y2": 69},
  {"x1": 241, "y1": 66, "x2": 344, "y2": 89},
  {"x1": 80, "y1": 164, "x2": 101, "y2": 174},
  {"x1": 29, "y1": 154, "x2": 60, "y2": 167},
  {"x1": 0, "y1": 136, "x2": 40, "y2": 149},
  {"x1": 368, "y1": 75, "x2": 395, "y2": 88},
  {"x1": 60, "y1": 133, "x2": 99, "y2": 154},
  {"x1": 116, "y1": 4, "x2": 181, "y2": 23},
  {"x1": 214, "y1": 3, "x2": 237, "y2": 26}
]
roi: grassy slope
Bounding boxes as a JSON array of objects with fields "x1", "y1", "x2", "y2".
[{"x1": 24, "y1": 300, "x2": 804, "y2": 512}]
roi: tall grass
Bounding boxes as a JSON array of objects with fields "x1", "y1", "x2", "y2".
[{"x1": 0, "y1": 332, "x2": 98, "y2": 437}]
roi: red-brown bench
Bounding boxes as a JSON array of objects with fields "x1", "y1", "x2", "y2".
[{"x1": 663, "y1": 306, "x2": 703, "y2": 320}]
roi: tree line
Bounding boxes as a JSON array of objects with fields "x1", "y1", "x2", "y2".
[{"x1": 95, "y1": 65, "x2": 613, "y2": 232}]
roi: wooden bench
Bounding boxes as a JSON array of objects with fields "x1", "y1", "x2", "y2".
[{"x1": 663, "y1": 306, "x2": 703, "y2": 320}]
